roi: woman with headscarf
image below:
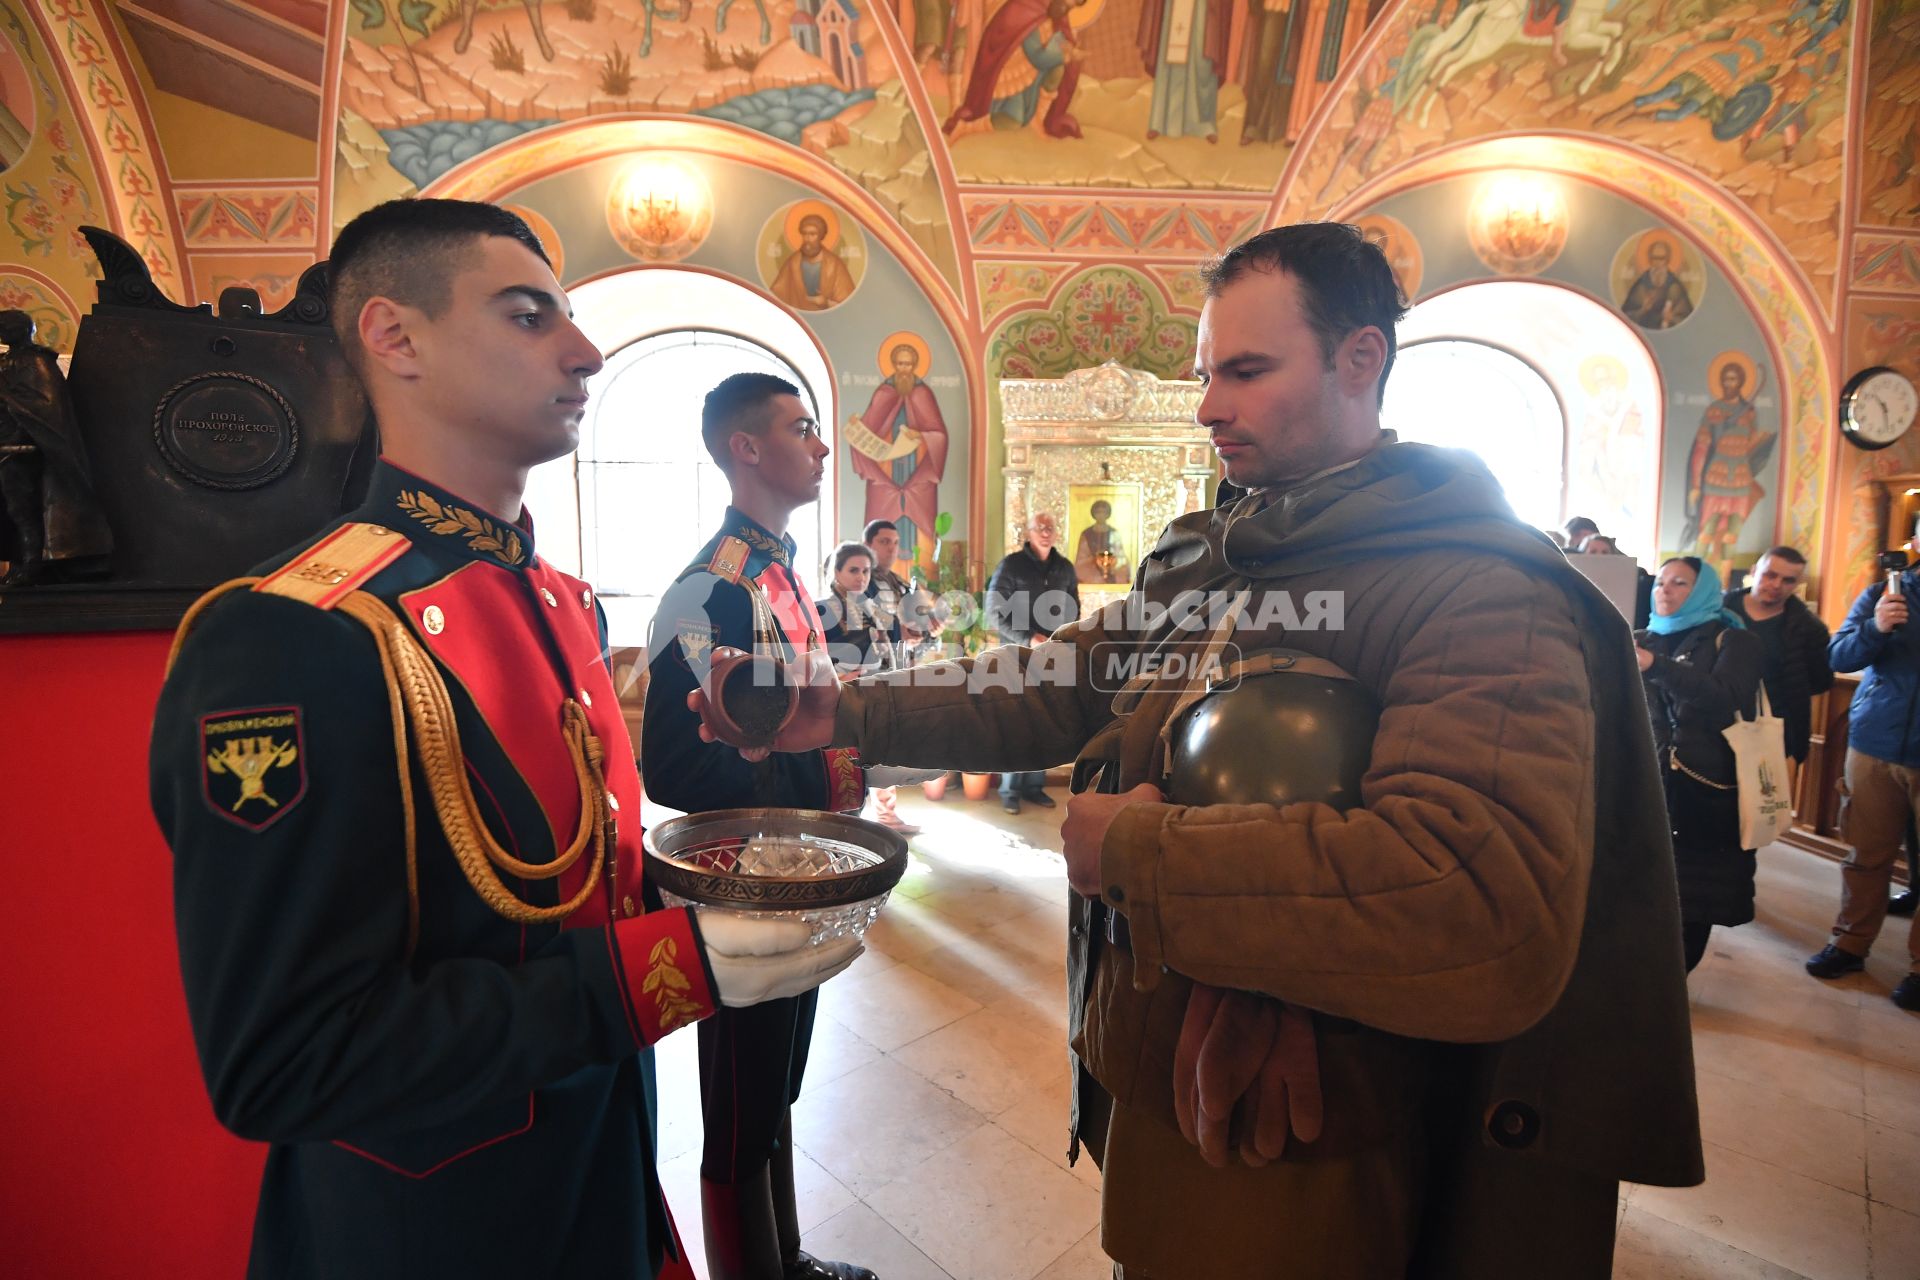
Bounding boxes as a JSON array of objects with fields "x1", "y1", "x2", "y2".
[{"x1": 1635, "y1": 556, "x2": 1765, "y2": 971}]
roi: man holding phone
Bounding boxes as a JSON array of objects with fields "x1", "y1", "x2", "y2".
[{"x1": 1808, "y1": 519, "x2": 1920, "y2": 1011}]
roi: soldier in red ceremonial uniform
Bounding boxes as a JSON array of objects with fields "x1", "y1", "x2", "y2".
[
  {"x1": 151, "y1": 200, "x2": 860, "y2": 1280},
  {"x1": 644, "y1": 374, "x2": 873, "y2": 1280}
]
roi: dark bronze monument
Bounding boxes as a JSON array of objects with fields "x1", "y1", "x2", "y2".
[
  {"x1": 0, "y1": 309, "x2": 113, "y2": 585},
  {"x1": 0, "y1": 227, "x2": 374, "y2": 632}
]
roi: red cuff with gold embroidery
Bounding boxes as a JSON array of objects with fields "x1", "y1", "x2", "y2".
[
  {"x1": 609, "y1": 908, "x2": 716, "y2": 1046},
  {"x1": 822, "y1": 747, "x2": 865, "y2": 813}
]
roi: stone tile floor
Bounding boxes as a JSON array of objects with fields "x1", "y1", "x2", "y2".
[{"x1": 647, "y1": 788, "x2": 1920, "y2": 1279}]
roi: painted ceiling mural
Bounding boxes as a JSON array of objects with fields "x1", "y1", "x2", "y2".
[
  {"x1": 1290, "y1": 0, "x2": 1855, "y2": 312},
  {"x1": 5, "y1": 0, "x2": 1913, "y2": 611},
  {"x1": 333, "y1": 0, "x2": 960, "y2": 287},
  {"x1": 0, "y1": 0, "x2": 108, "y2": 352},
  {"x1": 1857, "y1": 0, "x2": 1918, "y2": 228},
  {"x1": 902, "y1": 0, "x2": 1389, "y2": 188}
]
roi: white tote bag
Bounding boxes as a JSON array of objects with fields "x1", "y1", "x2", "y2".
[{"x1": 1722, "y1": 684, "x2": 1794, "y2": 849}]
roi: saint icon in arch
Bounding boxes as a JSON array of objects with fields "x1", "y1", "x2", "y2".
[{"x1": 844, "y1": 333, "x2": 949, "y2": 570}]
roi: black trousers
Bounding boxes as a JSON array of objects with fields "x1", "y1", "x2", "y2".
[
  {"x1": 1683, "y1": 920, "x2": 1713, "y2": 972},
  {"x1": 698, "y1": 988, "x2": 817, "y2": 1181}
]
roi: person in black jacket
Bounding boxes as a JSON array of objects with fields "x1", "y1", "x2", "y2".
[
  {"x1": 818, "y1": 540, "x2": 899, "y2": 675},
  {"x1": 1636, "y1": 556, "x2": 1765, "y2": 972},
  {"x1": 985, "y1": 510, "x2": 1079, "y2": 812},
  {"x1": 1723, "y1": 545, "x2": 1833, "y2": 764}
]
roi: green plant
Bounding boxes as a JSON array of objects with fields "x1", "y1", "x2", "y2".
[
  {"x1": 598, "y1": 45, "x2": 632, "y2": 95},
  {"x1": 489, "y1": 28, "x2": 525, "y2": 73},
  {"x1": 729, "y1": 44, "x2": 763, "y2": 71},
  {"x1": 699, "y1": 31, "x2": 727, "y2": 71},
  {"x1": 921, "y1": 512, "x2": 993, "y2": 657}
]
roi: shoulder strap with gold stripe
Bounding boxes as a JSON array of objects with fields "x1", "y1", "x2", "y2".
[
  {"x1": 253, "y1": 522, "x2": 411, "y2": 608},
  {"x1": 165, "y1": 527, "x2": 612, "y2": 959},
  {"x1": 701, "y1": 534, "x2": 785, "y2": 659}
]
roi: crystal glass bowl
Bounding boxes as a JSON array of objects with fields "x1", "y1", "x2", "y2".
[{"x1": 643, "y1": 808, "x2": 909, "y2": 945}]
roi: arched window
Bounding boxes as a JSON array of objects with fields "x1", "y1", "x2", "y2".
[
  {"x1": 522, "y1": 268, "x2": 837, "y2": 648},
  {"x1": 1386, "y1": 281, "x2": 1662, "y2": 559},
  {"x1": 575, "y1": 331, "x2": 824, "y2": 646},
  {"x1": 1383, "y1": 340, "x2": 1565, "y2": 532}
]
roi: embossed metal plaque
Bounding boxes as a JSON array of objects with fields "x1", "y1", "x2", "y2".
[{"x1": 153, "y1": 372, "x2": 299, "y2": 490}]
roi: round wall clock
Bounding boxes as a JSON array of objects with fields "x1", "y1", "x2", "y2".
[{"x1": 1840, "y1": 366, "x2": 1918, "y2": 451}]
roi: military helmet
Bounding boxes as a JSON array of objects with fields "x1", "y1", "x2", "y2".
[{"x1": 1164, "y1": 650, "x2": 1379, "y2": 811}]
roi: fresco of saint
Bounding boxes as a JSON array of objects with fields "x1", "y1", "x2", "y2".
[
  {"x1": 770, "y1": 212, "x2": 856, "y2": 311},
  {"x1": 1685, "y1": 354, "x2": 1776, "y2": 574},
  {"x1": 845, "y1": 336, "x2": 950, "y2": 568},
  {"x1": 942, "y1": 0, "x2": 1090, "y2": 137}
]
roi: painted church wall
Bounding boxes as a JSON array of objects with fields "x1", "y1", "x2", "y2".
[
  {"x1": 1362, "y1": 172, "x2": 1782, "y2": 576},
  {"x1": 495, "y1": 147, "x2": 972, "y2": 568},
  {"x1": 0, "y1": 0, "x2": 111, "y2": 351}
]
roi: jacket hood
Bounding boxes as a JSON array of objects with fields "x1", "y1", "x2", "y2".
[{"x1": 1176, "y1": 436, "x2": 1565, "y2": 584}]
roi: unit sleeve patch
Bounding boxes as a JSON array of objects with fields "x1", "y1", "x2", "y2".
[{"x1": 199, "y1": 706, "x2": 309, "y2": 831}]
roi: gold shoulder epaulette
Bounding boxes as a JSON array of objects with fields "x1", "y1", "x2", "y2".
[
  {"x1": 707, "y1": 536, "x2": 751, "y2": 585},
  {"x1": 254, "y1": 522, "x2": 411, "y2": 610}
]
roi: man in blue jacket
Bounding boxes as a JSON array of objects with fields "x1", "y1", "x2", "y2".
[{"x1": 1808, "y1": 526, "x2": 1920, "y2": 1012}]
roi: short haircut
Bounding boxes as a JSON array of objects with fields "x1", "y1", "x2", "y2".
[
  {"x1": 863, "y1": 519, "x2": 897, "y2": 542},
  {"x1": 328, "y1": 198, "x2": 550, "y2": 374},
  {"x1": 1565, "y1": 516, "x2": 1600, "y2": 538},
  {"x1": 1760, "y1": 546, "x2": 1807, "y2": 567},
  {"x1": 701, "y1": 371, "x2": 802, "y2": 469},
  {"x1": 1199, "y1": 222, "x2": 1408, "y2": 406},
  {"x1": 827, "y1": 541, "x2": 873, "y2": 576}
]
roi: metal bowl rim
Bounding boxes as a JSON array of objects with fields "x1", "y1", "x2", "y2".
[{"x1": 642, "y1": 807, "x2": 909, "y2": 888}]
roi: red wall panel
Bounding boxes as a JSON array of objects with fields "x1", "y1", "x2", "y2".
[{"x1": 0, "y1": 632, "x2": 260, "y2": 1276}]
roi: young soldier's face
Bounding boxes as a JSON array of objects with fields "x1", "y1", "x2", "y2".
[
  {"x1": 422, "y1": 236, "x2": 603, "y2": 468},
  {"x1": 751, "y1": 392, "x2": 829, "y2": 507},
  {"x1": 867, "y1": 527, "x2": 899, "y2": 570},
  {"x1": 1195, "y1": 270, "x2": 1359, "y2": 489}
]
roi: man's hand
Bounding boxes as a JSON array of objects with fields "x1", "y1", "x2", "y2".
[
  {"x1": 1172, "y1": 983, "x2": 1322, "y2": 1169},
  {"x1": 695, "y1": 912, "x2": 863, "y2": 1007},
  {"x1": 1875, "y1": 592, "x2": 1908, "y2": 634},
  {"x1": 1635, "y1": 646, "x2": 1654, "y2": 672},
  {"x1": 687, "y1": 647, "x2": 840, "y2": 760},
  {"x1": 1060, "y1": 783, "x2": 1161, "y2": 897}
]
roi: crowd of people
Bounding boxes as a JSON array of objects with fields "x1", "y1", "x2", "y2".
[
  {"x1": 1558, "y1": 513, "x2": 1915, "y2": 1005},
  {"x1": 146, "y1": 199, "x2": 1913, "y2": 1280}
]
